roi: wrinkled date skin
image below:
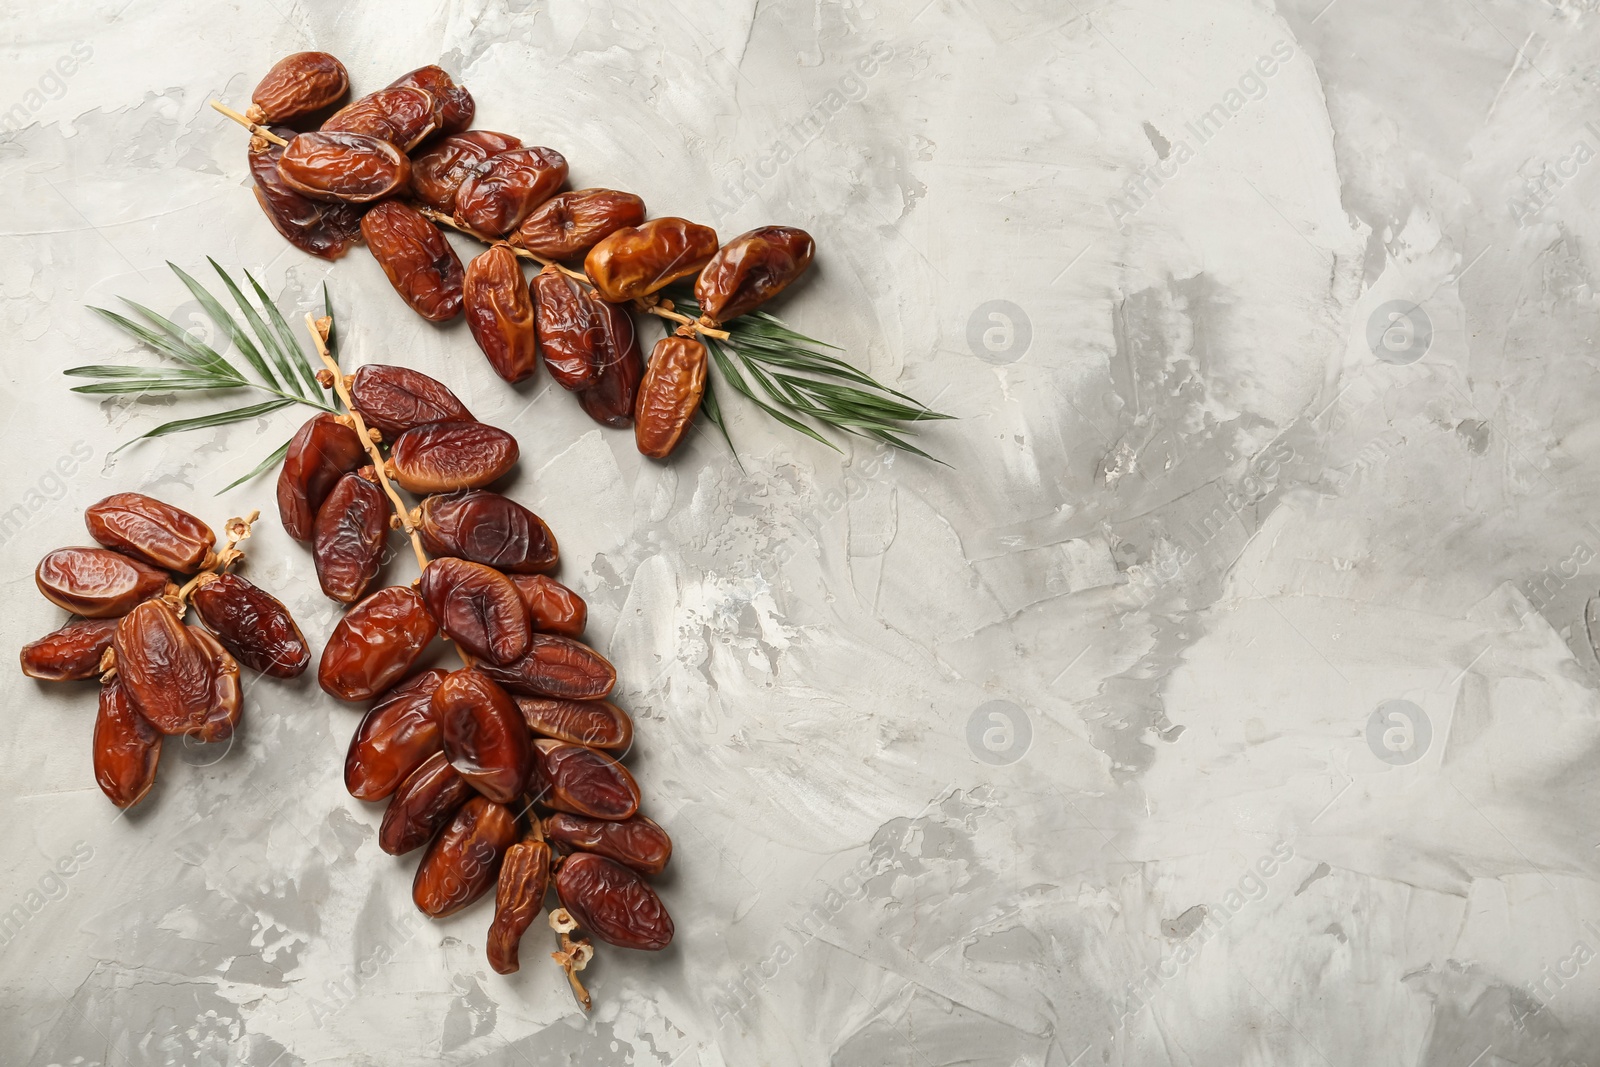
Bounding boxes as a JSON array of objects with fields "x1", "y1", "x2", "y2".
[
  {"x1": 277, "y1": 413, "x2": 367, "y2": 542},
  {"x1": 347, "y1": 364, "x2": 474, "y2": 438},
  {"x1": 477, "y1": 634, "x2": 617, "y2": 701},
  {"x1": 531, "y1": 739, "x2": 640, "y2": 820},
  {"x1": 584, "y1": 217, "x2": 719, "y2": 304},
  {"x1": 346, "y1": 669, "x2": 446, "y2": 801},
  {"x1": 507, "y1": 574, "x2": 585, "y2": 636},
  {"x1": 555, "y1": 852, "x2": 674, "y2": 951},
  {"x1": 319, "y1": 585, "x2": 439, "y2": 702},
  {"x1": 694, "y1": 225, "x2": 816, "y2": 324},
  {"x1": 454, "y1": 146, "x2": 568, "y2": 236},
  {"x1": 361, "y1": 201, "x2": 465, "y2": 322},
  {"x1": 409, "y1": 131, "x2": 521, "y2": 212},
  {"x1": 389, "y1": 65, "x2": 475, "y2": 138},
  {"x1": 413, "y1": 795, "x2": 519, "y2": 918},
  {"x1": 634, "y1": 335, "x2": 708, "y2": 460},
  {"x1": 512, "y1": 188, "x2": 646, "y2": 262},
  {"x1": 379, "y1": 750, "x2": 473, "y2": 855},
  {"x1": 36, "y1": 547, "x2": 169, "y2": 619},
  {"x1": 417, "y1": 491, "x2": 558, "y2": 575},
  {"x1": 249, "y1": 51, "x2": 349, "y2": 125},
  {"x1": 544, "y1": 812, "x2": 671, "y2": 876},
  {"x1": 86, "y1": 493, "x2": 214, "y2": 574},
  {"x1": 387, "y1": 421, "x2": 518, "y2": 494},
  {"x1": 515, "y1": 696, "x2": 631, "y2": 751},
  {"x1": 189, "y1": 627, "x2": 243, "y2": 743},
  {"x1": 250, "y1": 129, "x2": 364, "y2": 260},
  {"x1": 190, "y1": 572, "x2": 310, "y2": 678},
  {"x1": 21, "y1": 618, "x2": 121, "y2": 682},
  {"x1": 93, "y1": 677, "x2": 162, "y2": 809},
  {"x1": 278, "y1": 130, "x2": 411, "y2": 204},
  {"x1": 113, "y1": 600, "x2": 221, "y2": 739},
  {"x1": 576, "y1": 317, "x2": 644, "y2": 429},
  {"x1": 312, "y1": 467, "x2": 389, "y2": 604},
  {"x1": 321, "y1": 87, "x2": 437, "y2": 151},
  {"x1": 531, "y1": 269, "x2": 641, "y2": 395},
  {"x1": 488, "y1": 838, "x2": 551, "y2": 974},
  {"x1": 418, "y1": 558, "x2": 530, "y2": 665},
  {"x1": 435, "y1": 669, "x2": 532, "y2": 803},
  {"x1": 465, "y1": 245, "x2": 538, "y2": 383}
]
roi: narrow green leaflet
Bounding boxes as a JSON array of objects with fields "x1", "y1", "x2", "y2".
[
  {"x1": 110, "y1": 399, "x2": 296, "y2": 454},
  {"x1": 247, "y1": 268, "x2": 324, "y2": 397},
  {"x1": 220, "y1": 437, "x2": 292, "y2": 492}
]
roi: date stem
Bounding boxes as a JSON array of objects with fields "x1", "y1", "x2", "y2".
[
  {"x1": 173, "y1": 510, "x2": 260, "y2": 610},
  {"x1": 548, "y1": 908, "x2": 594, "y2": 1010},
  {"x1": 209, "y1": 100, "x2": 290, "y2": 146}
]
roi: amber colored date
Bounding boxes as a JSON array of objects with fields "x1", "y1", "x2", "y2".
[
  {"x1": 464, "y1": 244, "x2": 538, "y2": 383},
  {"x1": 555, "y1": 852, "x2": 674, "y2": 951},
  {"x1": 93, "y1": 676, "x2": 162, "y2": 809},
  {"x1": 507, "y1": 574, "x2": 585, "y2": 636},
  {"x1": 113, "y1": 600, "x2": 216, "y2": 738},
  {"x1": 434, "y1": 669, "x2": 532, "y2": 803},
  {"x1": 410, "y1": 131, "x2": 521, "y2": 212},
  {"x1": 575, "y1": 318, "x2": 644, "y2": 429},
  {"x1": 487, "y1": 837, "x2": 551, "y2": 974},
  {"x1": 190, "y1": 572, "x2": 310, "y2": 679},
  {"x1": 21, "y1": 618, "x2": 120, "y2": 682},
  {"x1": 454, "y1": 146, "x2": 568, "y2": 236},
  {"x1": 389, "y1": 65, "x2": 474, "y2": 138},
  {"x1": 694, "y1": 225, "x2": 816, "y2": 324},
  {"x1": 413, "y1": 795, "x2": 519, "y2": 918},
  {"x1": 515, "y1": 696, "x2": 631, "y2": 751},
  {"x1": 250, "y1": 129, "x2": 364, "y2": 261},
  {"x1": 321, "y1": 86, "x2": 437, "y2": 151},
  {"x1": 312, "y1": 467, "x2": 388, "y2": 604},
  {"x1": 319, "y1": 585, "x2": 439, "y2": 702},
  {"x1": 476, "y1": 634, "x2": 617, "y2": 701},
  {"x1": 86, "y1": 493, "x2": 214, "y2": 574},
  {"x1": 387, "y1": 421, "x2": 519, "y2": 494},
  {"x1": 544, "y1": 812, "x2": 671, "y2": 876},
  {"x1": 347, "y1": 364, "x2": 474, "y2": 438},
  {"x1": 379, "y1": 750, "x2": 474, "y2": 855},
  {"x1": 277, "y1": 413, "x2": 367, "y2": 542},
  {"x1": 416, "y1": 491, "x2": 558, "y2": 575},
  {"x1": 530, "y1": 739, "x2": 639, "y2": 820},
  {"x1": 189, "y1": 626, "x2": 243, "y2": 743},
  {"x1": 36, "y1": 547, "x2": 169, "y2": 619},
  {"x1": 361, "y1": 201, "x2": 465, "y2": 323},
  {"x1": 418, "y1": 558, "x2": 530, "y2": 666},
  {"x1": 346, "y1": 669, "x2": 446, "y2": 801},
  {"x1": 512, "y1": 189, "x2": 646, "y2": 262},
  {"x1": 584, "y1": 217, "x2": 719, "y2": 303},
  {"x1": 249, "y1": 51, "x2": 349, "y2": 125},
  {"x1": 634, "y1": 335, "x2": 707, "y2": 459},
  {"x1": 278, "y1": 130, "x2": 411, "y2": 203}
]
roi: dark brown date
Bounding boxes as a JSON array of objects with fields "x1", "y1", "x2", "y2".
[
  {"x1": 249, "y1": 52, "x2": 349, "y2": 125},
  {"x1": 555, "y1": 852, "x2": 674, "y2": 951},
  {"x1": 189, "y1": 572, "x2": 310, "y2": 678},
  {"x1": 86, "y1": 493, "x2": 214, "y2": 574},
  {"x1": 409, "y1": 131, "x2": 521, "y2": 212},
  {"x1": 278, "y1": 130, "x2": 411, "y2": 203},
  {"x1": 361, "y1": 201, "x2": 465, "y2": 322},
  {"x1": 346, "y1": 669, "x2": 447, "y2": 801},
  {"x1": 454, "y1": 146, "x2": 568, "y2": 236},
  {"x1": 277, "y1": 413, "x2": 367, "y2": 542},
  {"x1": 507, "y1": 574, "x2": 585, "y2": 636},
  {"x1": 634, "y1": 335, "x2": 707, "y2": 459},
  {"x1": 113, "y1": 599, "x2": 229, "y2": 740},
  {"x1": 530, "y1": 269, "x2": 601, "y2": 391},
  {"x1": 312, "y1": 467, "x2": 388, "y2": 604},
  {"x1": 387, "y1": 421, "x2": 518, "y2": 494},
  {"x1": 515, "y1": 697, "x2": 631, "y2": 751},
  {"x1": 413, "y1": 795, "x2": 519, "y2": 918},
  {"x1": 544, "y1": 812, "x2": 670, "y2": 876},
  {"x1": 530, "y1": 739, "x2": 639, "y2": 820},
  {"x1": 347, "y1": 364, "x2": 474, "y2": 438},
  {"x1": 388, "y1": 65, "x2": 474, "y2": 138},
  {"x1": 487, "y1": 838, "x2": 551, "y2": 974},
  {"x1": 189, "y1": 626, "x2": 243, "y2": 744},
  {"x1": 36, "y1": 547, "x2": 169, "y2": 618},
  {"x1": 321, "y1": 87, "x2": 437, "y2": 151},
  {"x1": 416, "y1": 491, "x2": 557, "y2": 574},
  {"x1": 694, "y1": 225, "x2": 816, "y2": 324},
  {"x1": 476, "y1": 634, "x2": 617, "y2": 701},
  {"x1": 418, "y1": 558, "x2": 530, "y2": 665},
  {"x1": 21, "y1": 618, "x2": 120, "y2": 681},
  {"x1": 250, "y1": 128, "x2": 364, "y2": 260},
  {"x1": 93, "y1": 676, "x2": 161, "y2": 809},
  {"x1": 575, "y1": 316, "x2": 644, "y2": 429},
  {"x1": 379, "y1": 750, "x2": 473, "y2": 855},
  {"x1": 512, "y1": 189, "x2": 645, "y2": 262},
  {"x1": 435, "y1": 669, "x2": 532, "y2": 803},
  {"x1": 464, "y1": 244, "x2": 538, "y2": 383},
  {"x1": 584, "y1": 217, "x2": 719, "y2": 303},
  {"x1": 319, "y1": 585, "x2": 439, "y2": 702}
]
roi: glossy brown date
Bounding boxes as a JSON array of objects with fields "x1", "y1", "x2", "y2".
[
  {"x1": 379, "y1": 750, "x2": 473, "y2": 855},
  {"x1": 511, "y1": 189, "x2": 646, "y2": 262},
  {"x1": 476, "y1": 634, "x2": 617, "y2": 701},
  {"x1": 507, "y1": 574, "x2": 585, "y2": 636},
  {"x1": 418, "y1": 558, "x2": 530, "y2": 665},
  {"x1": 555, "y1": 852, "x2": 674, "y2": 951},
  {"x1": 189, "y1": 626, "x2": 243, "y2": 743},
  {"x1": 361, "y1": 201, "x2": 465, "y2": 322},
  {"x1": 435, "y1": 669, "x2": 532, "y2": 803},
  {"x1": 544, "y1": 812, "x2": 670, "y2": 876},
  {"x1": 387, "y1": 421, "x2": 518, "y2": 494},
  {"x1": 347, "y1": 364, "x2": 474, "y2": 438},
  {"x1": 464, "y1": 244, "x2": 538, "y2": 383},
  {"x1": 189, "y1": 572, "x2": 310, "y2": 678},
  {"x1": 584, "y1": 217, "x2": 719, "y2": 303},
  {"x1": 388, "y1": 65, "x2": 474, "y2": 138},
  {"x1": 530, "y1": 739, "x2": 639, "y2": 820},
  {"x1": 93, "y1": 676, "x2": 162, "y2": 809},
  {"x1": 345, "y1": 669, "x2": 446, "y2": 801},
  {"x1": 36, "y1": 547, "x2": 169, "y2": 618},
  {"x1": 113, "y1": 599, "x2": 229, "y2": 740},
  {"x1": 312, "y1": 467, "x2": 388, "y2": 604},
  {"x1": 319, "y1": 585, "x2": 439, "y2": 702},
  {"x1": 86, "y1": 493, "x2": 214, "y2": 574},
  {"x1": 487, "y1": 838, "x2": 551, "y2": 974},
  {"x1": 409, "y1": 131, "x2": 521, "y2": 212},
  {"x1": 277, "y1": 413, "x2": 367, "y2": 542},
  {"x1": 694, "y1": 225, "x2": 816, "y2": 324},
  {"x1": 575, "y1": 319, "x2": 644, "y2": 429},
  {"x1": 413, "y1": 795, "x2": 519, "y2": 918},
  {"x1": 249, "y1": 52, "x2": 349, "y2": 125},
  {"x1": 250, "y1": 129, "x2": 364, "y2": 260},
  {"x1": 278, "y1": 130, "x2": 411, "y2": 203},
  {"x1": 416, "y1": 491, "x2": 557, "y2": 575},
  {"x1": 515, "y1": 696, "x2": 631, "y2": 751},
  {"x1": 530, "y1": 269, "x2": 601, "y2": 391},
  {"x1": 634, "y1": 335, "x2": 707, "y2": 459},
  {"x1": 21, "y1": 618, "x2": 120, "y2": 681},
  {"x1": 321, "y1": 87, "x2": 437, "y2": 151},
  {"x1": 454, "y1": 146, "x2": 568, "y2": 236}
]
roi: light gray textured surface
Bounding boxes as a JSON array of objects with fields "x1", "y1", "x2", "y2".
[{"x1": 4, "y1": 0, "x2": 1600, "y2": 1063}]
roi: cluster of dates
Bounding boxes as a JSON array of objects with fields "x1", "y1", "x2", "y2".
[
  {"x1": 276, "y1": 360, "x2": 672, "y2": 982},
  {"x1": 22, "y1": 494, "x2": 308, "y2": 808},
  {"x1": 241, "y1": 51, "x2": 815, "y2": 459}
]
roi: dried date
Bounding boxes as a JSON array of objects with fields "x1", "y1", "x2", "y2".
[
  {"x1": 249, "y1": 51, "x2": 349, "y2": 125},
  {"x1": 487, "y1": 837, "x2": 551, "y2": 974},
  {"x1": 515, "y1": 696, "x2": 630, "y2": 751},
  {"x1": 544, "y1": 812, "x2": 670, "y2": 876},
  {"x1": 189, "y1": 572, "x2": 310, "y2": 678},
  {"x1": 361, "y1": 201, "x2": 465, "y2": 322},
  {"x1": 410, "y1": 131, "x2": 521, "y2": 212},
  {"x1": 464, "y1": 244, "x2": 538, "y2": 383},
  {"x1": 435, "y1": 669, "x2": 532, "y2": 803},
  {"x1": 389, "y1": 65, "x2": 474, "y2": 138},
  {"x1": 250, "y1": 128, "x2": 364, "y2": 260},
  {"x1": 321, "y1": 86, "x2": 438, "y2": 151},
  {"x1": 312, "y1": 467, "x2": 388, "y2": 604},
  {"x1": 418, "y1": 558, "x2": 530, "y2": 665},
  {"x1": 379, "y1": 749, "x2": 473, "y2": 855},
  {"x1": 511, "y1": 188, "x2": 645, "y2": 262},
  {"x1": 21, "y1": 618, "x2": 120, "y2": 682},
  {"x1": 36, "y1": 547, "x2": 169, "y2": 618},
  {"x1": 532, "y1": 267, "x2": 643, "y2": 396},
  {"x1": 277, "y1": 130, "x2": 411, "y2": 203},
  {"x1": 454, "y1": 146, "x2": 568, "y2": 236},
  {"x1": 277, "y1": 413, "x2": 367, "y2": 542},
  {"x1": 86, "y1": 493, "x2": 214, "y2": 574},
  {"x1": 575, "y1": 320, "x2": 644, "y2": 429},
  {"x1": 476, "y1": 634, "x2": 616, "y2": 701},
  {"x1": 347, "y1": 364, "x2": 474, "y2": 438},
  {"x1": 112, "y1": 599, "x2": 217, "y2": 738},
  {"x1": 634, "y1": 335, "x2": 707, "y2": 459},
  {"x1": 507, "y1": 575, "x2": 585, "y2": 636},
  {"x1": 413, "y1": 795, "x2": 518, "y2": 918},
  {"x1": 346, "y1": 669, "x2": 447, "y2": 801},
  {"x1": 530, "y1": 739, "x2": 639, "y2": 820},
  {"x1": 416, "y1": 491, "x2": 557, "y2": 574},
  {"x1": 189, "y1": 626, "x2": 243, "y2": 743},
  {"x1": 583, "y1": 217, "x2": 719, "y2": 303},
  {"x1": 387, "y1": 421, "x2": 518, "y2": 494},
  {"x1": 555, "y1": 852, "x2": 673, "y2": 951},
  {"x1": 93, "y1": 676, "x2": 162, "y2": 809},
  {"x1": 319, "y1": 585, "x2": 439, "y2": 702},
  {"x1": 694, "y1": 225, "x2": 815, "y2": 324}
]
